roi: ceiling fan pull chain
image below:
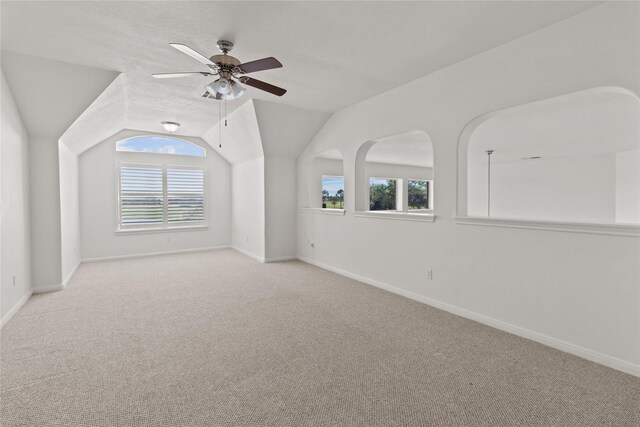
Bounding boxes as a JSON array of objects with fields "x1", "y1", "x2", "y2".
[
  {"x1": 225, "y1": 99, "x2": 228, "y2": 126},
  {"x1": 218, "y1": 101, "x2": 222, "y2": 148}
]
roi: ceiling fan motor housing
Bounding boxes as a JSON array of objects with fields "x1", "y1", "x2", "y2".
[{"x1": 209, "y1": 54, "x2": 241, "y2": 67}]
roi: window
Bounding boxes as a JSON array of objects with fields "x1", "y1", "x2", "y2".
[
  {"x1": 370, "y1": 178, "x2": 397, "y2": 211},
  {"x1": 118, "y1": 164, "x2": 205, "y2": 230},
  {"x1": 322, "y1": 175, "x2": 344, "y2": 209},
  {"x1": 167, "y1": 168, "x2": 205, "y2": 224},
  {"x1": 119, "y1": 165, "x2": 164, "y2": 227},
  {"x1": 116, "y1": 136, "x2": 205, "y2": 157},
  {"x1": 408, "y1": 179, "x2": 430, "y2": 210}
]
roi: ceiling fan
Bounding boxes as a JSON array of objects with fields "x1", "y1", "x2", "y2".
[{"x1": 152, "y1": 40, "x2": 286, "y2": 100}]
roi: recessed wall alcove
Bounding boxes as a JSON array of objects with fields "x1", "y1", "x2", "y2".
[
  {"x1": 354, "y1": 131, "x2": 434, "y2": 215},
  {"x1": 458, "y1": 87, "x2": 640, "y2": 225}
]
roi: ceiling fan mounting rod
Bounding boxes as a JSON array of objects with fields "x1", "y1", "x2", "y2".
[{"x1": 217, "y1": 40, "x2": 234, "y2": 54}]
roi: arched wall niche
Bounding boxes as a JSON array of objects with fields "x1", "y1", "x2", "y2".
[
  {"x1": 308, "y1": 149, "x2": 345, "y2": 209},
  {"x1": 457, "y1": 87, "x2": 640, "y2": 224},
  {"x1": 354, "y1": 130, "x2": 434, "y2": 213}
]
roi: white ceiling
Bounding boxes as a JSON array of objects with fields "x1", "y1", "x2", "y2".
[
  {"x1": 1, "y1": 1, "x2": 599, "y2": 118},
  {"x1": 201, "y1": 99, "x2": 263, "y2": 164},
  {"x1": 1, "y1": 51, "x2": 118, "y2": 138},
  {"x1": 367, "y1": 131, "x2": 433, "y2": 168},
  {"x1": 468, "y1": 89, "x2": 640, "y2": 164},
  {"x1": 315, "y1": 149, "x2": 343, "y2": 161},
  {"x1": 59, "y1": 74, "x2": 128, "y2": 153},
  {"x1": 253, "y1": 100, "x2": 329, "y2": 159}
]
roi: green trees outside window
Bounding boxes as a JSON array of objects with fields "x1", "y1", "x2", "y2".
[
  {"x1": 408, "y1": 180, "x2": 429, "y2": 210},
  {"x1": 322, "y1": 176, "x2": 344, "y2": 209},
  {"x1": 370, "y1": 178, "x2": 397, "y2": 210}
]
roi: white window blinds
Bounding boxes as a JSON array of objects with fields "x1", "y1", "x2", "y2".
[
  {"x1": 119, "y1": 166, "x2": 164, "y2": 226},
  {"x1": 119, "y1": 164, "x2": 205, "y2": 229},
  {"x1": 167, "y1": 168, "x2": 205, "y2": 224}
]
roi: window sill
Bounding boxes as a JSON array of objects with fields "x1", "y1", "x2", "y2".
[
  {"x1": 353, "y1": 211, "x2": 436, "y2": 222},
  {"x1": 115, "y1": 225, "x2": 209, "y2": 235},
  {"x1": 299, "y1": 208, "x2": 345, "y2": 216},
  {"x1": 455, "y1": 216, "x2": 640, "y2": 237}
]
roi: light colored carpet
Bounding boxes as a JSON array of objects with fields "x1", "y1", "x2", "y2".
[{"x1": 1, "y1": 249, "x2": 639, "y2": 426}]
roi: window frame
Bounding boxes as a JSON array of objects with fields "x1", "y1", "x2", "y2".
[
  {"x1": 407, "y1": 179, "x2": 433, "y2": 211},
  {"x1": 116, "y1": 161, "x2": 208, "y2": 233}
]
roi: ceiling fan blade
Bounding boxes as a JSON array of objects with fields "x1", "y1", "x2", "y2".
[
  {"x1": 152, "y1": 72, "x2": 213, "y2": 79},
  {"x1": 241, "y1": 77, "x2": 287, "y2": 96},
  {"x1": 169, "y1": 43, "x2": 214, "y2": 66},
  {"x1": 238, "y1": 57, "x2": 283, "y2": 74}
]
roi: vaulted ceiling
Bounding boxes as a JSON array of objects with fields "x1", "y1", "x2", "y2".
[{"x1": 0, "y1": 1, "x2": 602, "y2": 161}]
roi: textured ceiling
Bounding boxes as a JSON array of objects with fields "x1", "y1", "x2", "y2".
[
  {"x1": 201, "y1": 99, "x2": 264, "y2": 164},
  {"x1": 468, "y1": 88, "x2": 640, "y2": 164},
  {"x1": 253, "y1": 101, "x2": 329, "y2": 159},
  {"x1": 1, "y1": 1, "x2": 599, "y2": 114},
  {"x1": 0, "y1": 1, "x2": 601, "y2": 161},
  {"x1": 1, "y1": 51, "x2": 118, "y2": 138}
]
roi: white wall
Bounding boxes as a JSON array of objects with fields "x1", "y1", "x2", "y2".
[
  {"x1": 58, "y1": 142, "x2": 80, "y2": 282},
  {"x1": 265, "y1": 157, "x2": 297, "y2": 261},
  {"x1": 231, "y1": 158, "x2": 265, "y2": 260},
  {"x1": 365, "y1": 162, "x2": 432, "y2": 182},
  {"x1": 29, "y1": 136, "x2": 62, "y2": 290},
  {"x1": 0, "y1": 71, "x2": 32, "y2": 323},
  {"x1": 297, "y1": 2, "x2": 640, "y2": 375},
  {"x1": 468, "y1": 154, "x2": 616, "y2": 222},
  {"x1": 616, "y1": 149, "x2": 640, "y2": 224},
  {"x1": 79, "y1": 130, "x2": 231, "y2": 260}
]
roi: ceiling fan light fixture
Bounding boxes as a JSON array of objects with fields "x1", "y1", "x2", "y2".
[
  {"x1": 161, "y1": 121, "x2": 180, "y2": 133},
  {"x1": 205, "y1": 79, "x2": 246, "y2": 101},
  {"x1": 214, "y1": 78, "x2": 232, "y2": 94},
  {"x1": 228, "y1": 81, "x2": 246, "y2": 99}
]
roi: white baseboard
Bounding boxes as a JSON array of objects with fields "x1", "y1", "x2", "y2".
[
  {"x1": 1, "y1": 291, "x2": 32, "y2": 329},
  {"x1": 297, "y1": 256, "x2": 640, "y2": 378},
  {"x1": 231, "y1": 246, "x2": 265, "y2": 263},
  {"x1": 32, "y1": 283, "x2": 65, "y2": 294},
  {"x1": 62, "y1": 260, "x2": 81, "y2": 287},
  {"x1": 82, "y1": 245, "x2": 231, "y2": 263},
  {"x1": 265, "y1": 255, "x2": 297, "y2": 263}
]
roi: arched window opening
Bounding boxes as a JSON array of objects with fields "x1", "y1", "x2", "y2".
[
  {"x1": 116, "y1": 136, "x2": 205, "y2": 157},
  {"x1": 355, "y1": 131, "x2": 433, "y2": 214},
  {"x1": 115, "y1": 135, "x2": 207, "y2": 231},
  {"x1": 464, "y1": 88, "x2": 640, "y2": 224}
]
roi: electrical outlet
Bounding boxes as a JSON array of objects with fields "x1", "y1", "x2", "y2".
[{"x1": 427, "y1": 269, "x2": 433, "y2": 280}]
